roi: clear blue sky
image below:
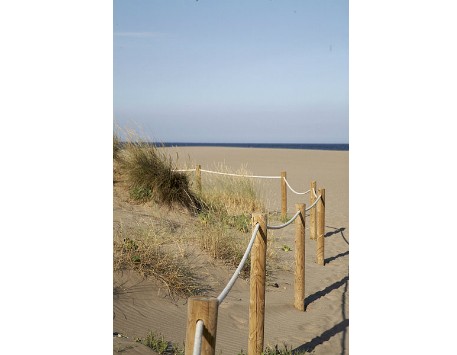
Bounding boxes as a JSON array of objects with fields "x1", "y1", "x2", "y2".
[{"x1": 114, "y1": 0, "x2": 348, "y2": 143}]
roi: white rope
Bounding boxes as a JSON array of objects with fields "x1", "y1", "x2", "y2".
[
  {"x1": 216, "y1": 223, "x2": 260, "y2": 304},
  {"x1": 312, "y1": 187, "x2": 318, "y2": 198},
  {"x1": 193, "y1": 319, "x2": 204, "y2": 355},
  {"x1": 267, "y1": 210, "x2": 301, "y2": 230},
  {"x1": 305, "y1": 194, "x2": 321, "y2": 211},
  {"x1": 200, "y1": 169, "x2": 281, "y2": 179},
  {"x1": 283, "y1": 177, "x2": 310, "y2": 195}
]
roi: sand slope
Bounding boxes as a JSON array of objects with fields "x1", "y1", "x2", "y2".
[{"x1": 114, "y1": 147, "x2": 349, "y2": 354}]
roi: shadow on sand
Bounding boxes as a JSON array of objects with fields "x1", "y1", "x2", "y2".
[
  {"x1": 296, "y1": 277, "x2": 349, "y2": 354},
  {"x1": 304, "y1": 275, "x2": 349, "y2": 310},
  {"x1": 292, "y1": 318, "x2": 349, "y2": 354},
  {"x1": 325, "y1": 250, "x2": 349, "y2": 265},
  {"x1": 325, "y1": 226, "x2": 349, "y2": 245}
]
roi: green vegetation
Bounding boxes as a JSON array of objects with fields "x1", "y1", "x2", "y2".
[
  {"x1": 114, "y1": 137, "x2": 202, "y2": 212},
  {"x1": 137, "y1": 331, "x2": 184, "y2": 355},
  {"x1": 113, "y1": 132, "x2": 277, "y2": 287},
  {"x1": 113, "y1": 134, "x2": 121, "y2": 159},
  {"x1": 113, "y1": 230, "x2": 203, "y2": 298},
  {"x1": 237, "y1": 343, "x2": 312, "y2": 354},
  {"x1": 191, "y1": 164, "x2": 268, "y2": 273}
]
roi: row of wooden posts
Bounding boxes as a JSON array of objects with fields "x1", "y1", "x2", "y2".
[
  {"x1": 185, "y1": 166, "x2": 326, "y2": 355},
  {"x1": 194, "y1": 165, "x2": 320, "y2": 223}
]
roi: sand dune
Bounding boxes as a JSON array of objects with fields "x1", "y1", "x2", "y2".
[{"x1": 113, "y1": 147, "x2": 349, "y2": 354}]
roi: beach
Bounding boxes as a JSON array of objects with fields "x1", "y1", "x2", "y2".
[{"x1": 113, "y1": 146, "x2": 349, "y2": 354}]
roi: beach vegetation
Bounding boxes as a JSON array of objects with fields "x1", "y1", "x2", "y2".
[
  {"x1": 113, "y1": 226, "x2": 204, "y2": 298},
  {"x1": 113, "y1": 134, "x2": 121, "y2": 159},
  {"x1": 138, "y1": 331, "x2": 184, "y2": 355},
  {"x1": 114, "y1": 135, "x2": 202, "y2": 212},
  {"x1": 113, "y1": 130, "x2": 279, "y2": 289},
  {"x1": 189, "y1": 164, "x2": 271, "y2": 275},
  {"x1": 237, "y1": 343, "x2": 312, "y2": 354}
]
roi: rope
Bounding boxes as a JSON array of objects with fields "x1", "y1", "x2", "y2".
[
  {"x1": 267, "y1": 210, "x2": 301, "y2": 230},
  {"x1": 305, "y1": 194, "x2": 321, "y2": 211},
  {"x1": 312, "y1": 187, "x2": 317, "y2": 198},
  {"x1": 193, "y1": 319, "x2": 204, "y2": 355},
  {"x1": 200, "y1": 169, "x2": 281, "y2": 179},
  {"x1": 216, "y1": 223, "x2": 260, "y2": 304},
  {"x1": 283, "y1": 177, "x2": 310, "y2": 195}
]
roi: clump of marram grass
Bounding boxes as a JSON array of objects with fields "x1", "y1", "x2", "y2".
[
  {"x1": 113, "y1": 230, "x2": 204, "y2": 298},
  {"x1": 113, "y1": 134, "x2": 122, "y2": 159},
  {"x1": 196, "y1": 164, "x2": 265, "y2": 233},
  {"x1": 237, "y1": 343, "x2": 311, "y2": 355},
  {"x1": 136, "y1": 331, "x2": 184, "y2": 355},
  {"x1": 199, "y1": 163, "x2": 265, "y2": 216},
  {"x1": 115, "y1": 138, "x2": 202, "y2": 212},
  {"x1": 190, "y1": 164, "x2": 281, "y2": 276}
]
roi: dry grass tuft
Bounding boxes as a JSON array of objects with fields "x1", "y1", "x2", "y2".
[
  {"x1": 114, "y1": 135, "x2": 202, "y2": 212},
  {"x1": 190, "y1": 164, "x2": 275, "y2": 276},
  {"x1": 198, "y1": 163, "x2": 265, "y2": 215},
  {"x1": 113, "y1": 225, "x2": 204, "y2": 298}
]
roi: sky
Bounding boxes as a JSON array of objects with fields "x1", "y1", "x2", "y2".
[{"x1": 114, "y1": 0, "x2": 348, "y2": 143}]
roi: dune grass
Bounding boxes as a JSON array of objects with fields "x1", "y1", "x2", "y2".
[
  {"x1": 113, "y1": 132, "x2": 279, "y2": 286},
  {"x1": 114, "y1": 136, "x2": 202, "y2": 212},
  {"x1": 186, "y1": 164, "x2": 283, "y2": 276},
  {"x1": 136, "y1": 330, "x2": 184, "y2": 355},
  {"x1": 113, "y1": 223, "x2": 204, "y2": 298}
]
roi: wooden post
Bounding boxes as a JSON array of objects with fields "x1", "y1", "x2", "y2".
[
  {"x1": 196, "y1": 164, "x2": 202, "y2": 194},
  {"x1": 185, "y1": 296, "x2": 218, "y2": 355},
  {"x1": 248, "y1": 213, "x2": 268, "y2": 355},
  {"x1": 310, "y1": 181, "x2": 317, "y2": 240},
  {"x1": 316, "y1": 188, "x2": 325, "y2": 265},
  {"x1": 294, "y1": 203, "x2": 306, "y2": 311},
  {"x1": 281, "y1": 171, "x2": 287, "y2": 220}
]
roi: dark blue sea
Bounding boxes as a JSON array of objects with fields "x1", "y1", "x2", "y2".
[{"x1": 159, "y1": 143, "x2": 349, "y2": 151}]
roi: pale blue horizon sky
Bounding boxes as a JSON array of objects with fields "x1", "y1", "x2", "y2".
[{"x1": 114, "y1": 0, "x2": 348, "y2": 143}]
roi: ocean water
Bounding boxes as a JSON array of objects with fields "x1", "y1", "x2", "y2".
[{"x1": 159, "y1": 142, "x2": 349, "y2": 151}]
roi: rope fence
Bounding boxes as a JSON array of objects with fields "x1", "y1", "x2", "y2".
[
  {"x1": 306, "y1": 194, "x2": 321, "y2": 211},
  {"x1": 217, "y1": 223, "x2": 260, "y2": 303},
  {"x1": 176, "y1": 164, "x2": 327, "y2": 355},
  {"x1": 283, "y1": 177, "x2": 310, "y2": 195},
  {"x1": 193, "y1": 320, "x2": 204, "y2": 355},
  {"x1": 174, "y1": 166, "x2": 314, "y2": 216},
  {"x1": 312, "y1": 187, "x2": 318, "y2": 198},
  {"x1": 267, "y1": 210, "x2": 301, "y2": 230}
]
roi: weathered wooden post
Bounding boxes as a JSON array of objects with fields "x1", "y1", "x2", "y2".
[
  {"x1": 294, "y1": 203, "x2": 306, "y2": 311},
  {"x1": 185, "y1": 296, "x2": 218, "y2": 355},
  {"x1": 196, "y1": 164, "x2": 202, "y2": 194},
  {"x1": 248, "y1": 213, "x2": 268, "y2": 355},
  {"x1": 316, "y1": 188, "x2": 326, "y2": 265},
  {"x1": 310, "y1": 181, "x2": 317, "y2": 240},
  {"x1": 281, "y1": 171, "x2": 287, "y2": 219}
]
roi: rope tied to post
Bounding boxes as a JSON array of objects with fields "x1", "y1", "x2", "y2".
[
  {"x1": 305, "y1": 194, "x2": 321, "y2": 211},
  {"x1": 312, "y1": 187, "x2": 318, "y2": 198},
  {"x1": 193, "y1": 320, "x2": 204, "y2": 355}
]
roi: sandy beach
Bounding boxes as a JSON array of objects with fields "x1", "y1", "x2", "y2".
[{"x1": 113, "y1": 146, "x2": 349, "y2": 354}]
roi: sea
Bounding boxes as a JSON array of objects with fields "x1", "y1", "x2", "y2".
[{"x1": 158, "y1": 142, "x2": 349, "y2": 151}]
